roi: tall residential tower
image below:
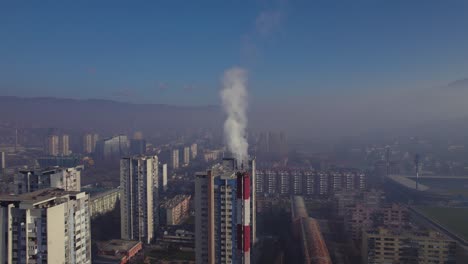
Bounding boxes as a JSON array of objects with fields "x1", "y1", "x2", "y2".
[
  {"x1": 120, "y1": 155, "x2": 159, "y2": 244},
  {"x1": 195, "y1": 158, "x2": 256, "y2": 264},
  {"x1": 0, "y1": 188, "x2": 92, "y2": 264}
]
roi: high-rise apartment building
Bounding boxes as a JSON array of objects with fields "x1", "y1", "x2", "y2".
[
  {"x1": 183, "y1": 146, "x2": 190, "y2": 166},
  {"x1": 195, "y1": 158, "x2": 256, "y2": 264},
  {"x1": 60, "y1": 134, "x2": 70, "y2": 155},
  {"x1": 83, "y1": 133, "x2": 99, "y2": 154},
  {"x1": 172, "y1": 149, "x2": 179, "y2": 169},
  {"x1": 14, "y1": 166, "x2": 83, "y2": 194},
  {"x1": 191, "y1": 143, "x2": 198, "y2": 159},
  {"x1": 95, "y1": 135, "x2": 129, "y2": 160},
  {"x1": 46, "y1": 135, "x2": 59, "y2": 156},
  {"x1": 362, "y1": 228, "x2": 456, "y2": 264},
  {"x1": 120, "y1": 155, "x2": 159, "y2": 244},
  {"x1": 0, "y1": 151, "x2": 5, "y2": 177},
  {"x1": 0, "y1": 188, "x2": 92, "y2": 264},
  {"x1": 159, "y1": 163, "x2": 168, "y2": 192}
]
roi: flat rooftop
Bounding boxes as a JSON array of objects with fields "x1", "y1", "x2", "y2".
[{"x1": 0, "y1": 188, "x2": 82, "y2": 203}]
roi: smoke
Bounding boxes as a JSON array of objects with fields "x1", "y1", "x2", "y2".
[{"x1": 220, "y1": 67, "x2": 249, "y2": 164}]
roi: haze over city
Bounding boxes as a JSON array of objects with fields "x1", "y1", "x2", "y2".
[{"x1": 1, "y1": 1, "x2": 468, "y2": 264}]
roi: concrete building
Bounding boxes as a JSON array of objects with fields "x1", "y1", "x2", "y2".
[
  {"x1": 14, "y1": 165, "x2": 83, "y2": 194},
  {"x1": 195, "y1": 158, "x2": 256, "y2": 264},
  {"x1": 120, "y1": 155, "x2": 159, "y2": 244},
  {"x1": 60, "y1": 134, "x2": 70, "y2": 155},
  {"x1": 191, "y1": 143, "x2": 198, "y2": 159},
  {"x1": 0, "y1": 188, "x2": 92, "y2": 264},
  {"x1": 362, "y1": 227, "x2": 456, "y2": 264},
  {"x1": 172, "y1": 149, "x2": 179, "y2": 169},
  {"x1": 255, "y1": 169, "x2": 366, "y2": 197},
  {"x1": 183, "y1": 146, "x2": 190, "y2": 166},
  {"x1": 95, "y1": 135, "x2": 129, "y2": 160},
  {"x1": 345, "y1": 203, "x2": 410, "y2": 241},
  {"x1": 159, "y1": 163, "x2": 168, "y2": 192},
  {"x1": 46, "y1": 135, "x2": 59, "y2": 156},
  {"x1": 83, "y1": 133, "x2": 99, "y2": 154},
  {"x1": 89, "y1": 188, "x2": 120, "y2": 218},
  {"x1": 160, "y1": 195, "x2": 191, "y2": 225}
]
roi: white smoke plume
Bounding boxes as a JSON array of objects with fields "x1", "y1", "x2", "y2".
[{"x1": 220, "y1": 67, "x2": 249, "y2": 165}]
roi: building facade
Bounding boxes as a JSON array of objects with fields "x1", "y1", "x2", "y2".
[
  {"x1": 160, "y1": 195, "x2": 191, "y2": 225},
  {"x1": 255, "y1": 169, "x2": 366, "y2": 197},
  {"x1": 362, "y1": 228, "x2": 456, "y2": 264},
  {"x1": 172, "y1": 149, "x2": 179, "y2": 169},
  {"x1": 159, "y1": 163, "x2": 168, "y2": 192},
  {"x1": 0, "y1": 188, "x2": 92, "y2": 264},
  {"x1": 83, "y1": 133, "x2": 99, "y2": 154},
  {"x1": 46, "y1": 135, "x2": 59, "y2": 156},
  {"x1": 89, "y1": 188, "x2": 120, "y2": 218},
  {"x1": 183, "y1": 146, "x2": 190, "y2": 166},
  {"x1": 60, "y1": 134, "x2": 70, "y2": 155},
  {"x1": 120, "y1": 155, "x2": 159, "y2": 244},
  {"x1": 95, "y1": 135, "x2": 129, "y2": 160},
  {"x1": 195, "y1": 158, "x2": 256, "y2": 264},
  {"x1": 191, "y1": 143, "x2": 198, "y2": 159}
]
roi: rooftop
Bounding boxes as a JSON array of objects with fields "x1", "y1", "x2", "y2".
[{"x1": 0, "y1": 188, "x2": 84, "y2": 204}]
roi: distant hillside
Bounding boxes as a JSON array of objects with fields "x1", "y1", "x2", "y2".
[
  {"x1": 445, "y1": 78, "x2": 468, "y2": 90},
  {"x1": 0, "y1": 96, "x2": 223, "y2": 134}
]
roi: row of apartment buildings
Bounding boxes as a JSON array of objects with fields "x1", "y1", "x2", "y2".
[
  {"x1": 256, "y1": 169, "x2": 366, "y2": 197},
  {"x1": 332, "y1": 190, "x2": 457, "y2": 263}
]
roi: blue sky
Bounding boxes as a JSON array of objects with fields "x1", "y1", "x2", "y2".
[{"x1": 1, "y1": 0, "x2": 468, "y2": 105}]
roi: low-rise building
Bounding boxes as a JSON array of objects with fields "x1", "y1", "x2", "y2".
[
  {"x1": 160, "y1": 194, "x2": 191, "y2": 225},
  {"x1": 94, "y1": 239, "x2": 143, "y2": 264}
]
